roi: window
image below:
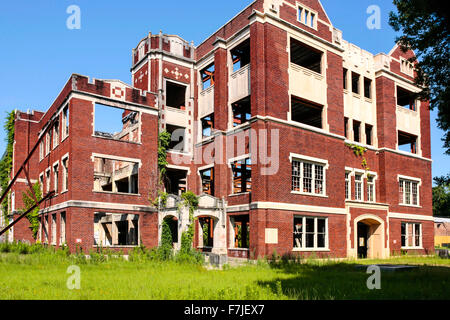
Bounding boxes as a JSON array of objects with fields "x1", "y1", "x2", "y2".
[
  {"x1": 201, "y1": 114, "x2": 214, "y2": 138},
  {"x1": 93, "y1": 157, "x2": 139, "y2": 194},
  {"x1": 351, "y1": 72, "x2": 360, "y2": 95},
  {"x1": 290, "y1": 39, "x2": 322, "y2": 73},
  {"x1": 53, "y1": 121, "x2": 59, "y2": 149},
  {"x1": 166, "y1": 124, "x2": 186, "y2": 152},
  {"x1": 231, "y1": 39, "x2": 250, "y2": 73},
  {"x1": 45, "y1": 169, "x2": 51, "y2": 193},
  {"x1": 291, "y1": 97, "x2": 323, "y2": 128},
  {"x1": 62, "y1": 157, "x2": 68, "y2": 192},
  {"x1": 364, "y1": 78, "x2": 372, "y2": 99},
  {"x1": 353, "y1": 120, "x2": 361, "y2": 143},
  {"x1": 200, "y1": 168, "x2": 214, "y2": 196},
  {"x1": 39, "y1": 174, "x2": 44, "y2": 194},
  {"x1": 298, "y1": 6, "x2": 317, "y2": 29},
  {"x1": 200, "y1": 63, "x2": 215, "y2": 91},
  {"x1": 232, "y1": 96, "x2": 251, "y2": 127},
  {"x1": 401, "y1": 222, "x2": 422, "y2": 248},
  {"x1": 343, "y1": 68, "x2": 348, "y2": 90},
  {"x1": 397, "y1": 86, "x2": 417, "y2": 111},
  {"x1": 344, "y1": 117, "x2": 349, "y2": 139},
  {"x1": 39, "y1": 140, "x2": 44, "y2": 161},
  {"x1": 292, "y1": 160, "x2": 325, "y2": 195},
  {"x1": 293, "y1": 216, "x2": 328, "y2": 249},
  {"x1": 345, "y1": 172, "x2": 351, "y2": 200},
  {"x1": 53, "y1": 163, "x2": 59, "y2": 194},
  {"x1": 94, "y1": 213, "x2": 139, "y2": 247},
  {"x1": 398, "y1": 131, "x2": 417, "y2": 154},
  {"x1": 367, "y1": 175, "x2": 375, "y2": 202},
  {"x1": 60, "y1": 212, "x2": 66, "y2": 245},
  {"x1": 399, "y1": 178, "x2": 419, "y2": 206},
  {"x1": 43, "y1": 216, "x2": 48, "y2": 244},
  {"x1": 62, "y1": 105, "x2": 69, "y2": 139},
  {"x1": 51, "y1": 214, "x2": 57, "y2": 245},
  {"x1": 94, "y1": 104, "x2": 140, "y2": 143},
  {"x1": 165, "y1": 168, "x2": 187, "y2": 196},
  {"x1": 400, "y1": 58, "x2": 414, "y2": 77},
  {"x1": 231, "y1": 158, "x2": 251, "y2": 194},
  {"x1": 45, "y1": 131, "x2": 51, "y2": 155},
  {"x1": 355, "y1": 174, "x2": 363, "y2": 201},
  {"x1": 166, "y1": 81, "x2": 186, "y2": 110},
  {"x1": 365, "y1": 124, "x2": 373, "y2": 146}
]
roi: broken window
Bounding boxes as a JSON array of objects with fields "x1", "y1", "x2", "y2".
[
  {"x1": 290, "y1": 38, "x2": 322, "y2": 73},
  {"x1": 232, "y1": 96, "x2": 251, "y2": 127},
  {"x1": 60, "y1": 212, "x2": 66, "y2": 245},
  {"x1": 398, "y1": 131, "x2": 417, "y2": 154},
  {"x1": 93, "y1": 157, "x2": 139, "y2": 194},
  {"x1": 344, "y1": 117, "x2": 349, "y2": 139},
  {"x1": 292, "y1": 160, "x2": 325, "y2": 195},
  {"x1": 352, "y1": 72, "x2": 360, "y2": 94},
  {"x1": 201, "y1": 114, "x2": 214, "y2": 138},
  {"x1": 343, "y1": 68, "x2": 348, "y2": 90},
  {"x1": 166, "y1": 124, "x2": 186, "y2": 152},
  {"x1": 364, "y1": 78, "x2": 372, "y2": 99},
  {"x1": 62, "y1": 157, "x2": 68, "y2": 192},
  {"x1": 199, "y1": 217, "x2": 214, "y2": 248},
  {"x1": 94, "y1": 104, "x2": 140, "y2": 143},
  {"x1": 397, "y1": 86, "x2": 417, "y2": 111},
  {"x1": 291, "y1": 97, "x2": 323, "y2": 128},
  {"x1": 353, "y1": 120, "x2": 361, "y2": 143},
  {"x1": 231, "y1": 39, "x2": 250, "y2": 73},
  {"x1": 200, "y1": 168, "x2": 214, "y2": 196},
  {"x1": 231, "y1": 158, "x2": 251, "y2": 194},
  {"x1": 200, "y1": 62, "x2": 215, "y2": 91},
  {"x1": 365, "y1": 124, "x2": 373, "y2": 146},
  {"x1": 230, "y1": 215, "x2": 249, "y2": 249},
  {"x1": 94, "y1": 213, "x2": 139, "y2": 246},
  {"x1": 62, "y1": 105, "x2": 69, "y2": 140},
  {"x1": 294, "y1": 216, "x2": 327, "y2": 249},
  {"x1": 166, "y1": 81, "x2": 186, "y2": 110},
  {"x1": 164, "y1": 168, "x2": 187, "y2": 196},
  {"x1": 163, "y1": 216, "x2": 178, "y2": 246}
]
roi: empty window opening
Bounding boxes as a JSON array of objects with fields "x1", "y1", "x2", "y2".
[
  {"x1": 364, "y1": 78, "x2": 372, "y2": 99},
  {"x1": 230, "y1": 215, "x2": 249, "y2": 249},
  {"x1": 231, "y1": 39, "x2": 250, "y2": 73},
  {"x1": 231, "y1": 158, "x2": 251, "y2": 194},
  {"x1": 45, "y1": 169, "x2": 51, "y2": 194},
  {"x1": 93, "y1": 157, "x2": 139, "y2": 194},
  {"x1": 232, "y1": 96, "x2": 251, "y2": 127},
  {"x1": 343, "y1": 68, "x2": 348, "y2": 90},
  {"x1": 60, "y1": 212, "x2": 66, "y2": 245},
  {"x1": 200, "y1": 63, "x2": 215, "y2": 91},
  {"x1": 201, "y1": 114, "x2": 214, "y2": 138},
  {"x1": 43, "y1": 216, "x2": 49, "y2": 243},
  {"x1": 53, "y1": 121, "x2": 59, "y2": 148},
  {"x1": 298, "y1": 6, "x2": 316, "y2": 28},
  {"x1": 397, "y1": 86, "x2": 417, "y2": 110},
  {"x1": 365, "y1": 124, "x2": 373, "y2": 145},
  {"x1": 353, "y1": 120, "x2": 361, "y2": 143},
  {"x1": 352, "y1": 72, "x2": 360, "y2": 94},
  {"x1": 344, "y1": 117, "x2": 349, "y2": 138},
  {"x1": 53, "y1": 163, "x2": 59, "y2": 194},
  {"x1": 51, "y1": 214, "x2": 57, "y2": 245},
  {"x1": 290, "y1": 38, "x2": 322, "y2": 73},
  {"x1": 199, "y1": 217, "x2": 214, "y2": 248},
  {"x1": 164, "y1": 168, "x2": 187, "y2": 196},
  {"x1": 200, "y1": 168, "x2": 214, "y2": 196},
  {"x1": 166, "y1": 124, "x2": 186, "y2": 152},
  {"x1": 94, "y1": 104, "x2": 140, "y2": 143},
  {"x1": 163, "y1": 216, "x2": 178, "y2": 246},
  {"x1": 166, "y1": 81, "x2": 186, "y2": 110},
  {"x1": 398, "y1": 131, "x2": 417, "y2": 154},
  {"x1": 62, "y1": 105, "x2": 69, "y2": 139},
  {"x1": 291, "y1": 97, "x2": 323, "y2": 128},
  {"x1": 94, "y1": 213, "x2": 139, "y2": 246},
  {"x1": 62, "y1": 157, "x2": 68, "y2": 192}
]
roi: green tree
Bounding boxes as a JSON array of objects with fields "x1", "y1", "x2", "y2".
[
  {"x1": 159, "y1": 219, "x2": 173, "y2": 260},
  {"x1": 389, "y1": 0, "x2": 450, "y2": 154},
  {"x1": 21, "y1": 182, "x2": 43, "y2": 239},
  {"x1": 0, "y1": 111, "x2": 15, "y2": 219},
  {"x1": 432, "y1": 175, "x2": 450, "y2": 217}
]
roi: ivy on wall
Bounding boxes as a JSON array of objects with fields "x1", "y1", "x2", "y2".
[
  {"x1": 0, "y1": 110, "x2": 15, "y2": 221},
  {"x1": 21, "y1": 182, "x2": 42, "y2": 239},
  {"x1": 345, "y1": 143, "x2": 370, "y2": 172}
]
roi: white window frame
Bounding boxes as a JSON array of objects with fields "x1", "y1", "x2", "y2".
[
  {"x1": 45, "y1": 131, "x2": 51, "y2": 156},
  {"x1": 290, "y1": 153, "x2": 328, "y2": 197},
  {"x1": 60, "y1": 212, "x2": 66, "y2": 245},
  {"x1": 345, "y1": 170, "x2": 352, "y2": 200},
  {"x1": 53, "y1": 161, "x2": 59, "y2": 194},
  {"x1": 52, "y1": 121, "x2": 59, "y2": 149},
  {"x1": 61, "y1": 154, "x2": 69, "y2": 193},
  {"x1": 398, "y1": 175, "x2": 421, "y2": 207},
  {"x1": 39, "y1": 173, "x2": 44, "y2": 194},
  {"x1": 354, "y1": 173, "x2": 364, "y2": 201},
  {"x1": 293, "y1": 216, "x2": 329, "y2": 251},
  {"x1": 297, "y1": 3, "x2": 318, "y2": 30},
  {"x1": 45, "y1": 167, "x2": 51, "y2": 194},
  {"x1": 401, "y1": 222, "x2": 422, "y2": 249},
  {"x1": 51, "y1": 213, "x2": 57, "y2": 245},
  {"x1": 367, "y1": 175, "x2": 376, "y2": 202},
  {"x1": 61, "y1": 104, "x2": 69, "y2": 141},
  {"x1": 39, "y1": 140, "x2": 44, "y2": 161}
]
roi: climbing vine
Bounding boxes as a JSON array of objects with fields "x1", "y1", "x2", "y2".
[
  {"x1": 158, "y1": 130, "x2": 171, "y2": 183},
  {"x1": 21, "y1": 182, "x2": 42, "y2": 239},
  {"x1": 0, "y1": 110, "x2": 15, "y2": 221},
  {"x1": 179, "y1": 191, "x2": 199, "y2": 253},
  {"x1": 345, "y1": 143, "x2": 370, "y2": 172}
]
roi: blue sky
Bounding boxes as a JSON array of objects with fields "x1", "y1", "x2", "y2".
[{"x1": 0, "y1": 0, "x2": 447, "y2": 180}]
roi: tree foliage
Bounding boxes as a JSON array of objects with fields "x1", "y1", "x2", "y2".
[
  {"x1": 0, "y1": 110, "x2": 15, "y2": 219},
  {"x1": 389, "y1": 0, "x2": 450, "y2": 154},
  {"x1": 432, "y1": 175, "x2": 450, "y2": 217},
  {"x1": 158, "y1": 131, "x2": 171, "y2": 182},
  {"x1": 21, "y1": 182, "x2": 43, "y2": 239}
]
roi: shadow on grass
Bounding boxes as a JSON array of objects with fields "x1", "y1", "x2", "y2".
[{"x1": 257, "y1": 261, "x2": 450, "y2": 300}]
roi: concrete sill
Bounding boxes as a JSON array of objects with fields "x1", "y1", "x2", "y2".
[
  {"x1": 291, "y1": 191, "x2": 328, "y2": 198},
  {"x1": 401, "y1": 247, "x2": 423, "y2": 250},
  {"x1": 228, "y1": 248, "x2": 249, "y2": 251},
  {"x1": 292, "y1": 248, "x2": 330, "y2": 252},
  {"x1": 92, "y1": 190, "x2": 141, "y2": 197},
  {"x1": 228, "y1": 192, "x2": 250, "y2": 197},
  {"x1": 399, "y1": 204, "x2": 422, "y2": 209}
]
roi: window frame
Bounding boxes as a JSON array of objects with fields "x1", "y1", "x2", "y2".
[
  {"x1": 293, "y1": 216, "x2": 329, "y2": 251},
  {"x1": 230, "y1": 157, "x2": 252, "y2": 195},
  {"x1": 401, "y1": 222, "x2": 422, "y2": 249},
  {"x1": 61, "y1": 154, "x2": 69, "y2": 193},
  {"x1": 398, "y1": 176, "x2": 421, "y2": 206},
  {"x1": 297, "y1": 4, "x2": 318, "y2": 30},
  {"x1": 354, "y1": 173, "x2": 363, "y2": 201},
  {"x1": 290, "y1": 153, "x2": 328, "y2": 197}
]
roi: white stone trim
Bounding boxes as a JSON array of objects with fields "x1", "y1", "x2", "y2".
[
  {"x1": 388, "y1": 212, "x2": 433, "y2": 222},
  {"x1": 250, "y1": 201, "x2": 346, "y2": 215},
  {"x1": 91, "y1": 153, "x2": 142, "y2": 168},
  {"x1": 39, "y1": 200, "x2": 156, "y2": 214}
]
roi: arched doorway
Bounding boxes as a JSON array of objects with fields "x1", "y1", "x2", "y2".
[
  {"x1": 162, "y1": 215, "x2": 178, "y2": 248},
  {"x1": 198, "y1": 216, "x2": 215, "y2": 252},
  {"x1": 354, "y1": 215, "x2": 385, "y2": 259}
]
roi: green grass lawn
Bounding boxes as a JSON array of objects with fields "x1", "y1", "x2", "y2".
[{"x1": 0, "y1": 250, "x2": 449, "y2": 300}]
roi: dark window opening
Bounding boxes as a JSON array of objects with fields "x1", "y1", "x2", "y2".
[
  {"x1": 94, "y1": 157, "x2": 139, "y2": 194},
  {"x1": 231, "y1": 39, "x2": 250, "y2": 73},
  {"x1": 352, "y1": 72, "x2": 360, "y2": 94},
  {"x1": 200, "y1": 63, "x2": 215, "y2": 90},
  {"x1": 94, "y1": 213, "x2": 138, "y2": 246},
  {"x1": 364, "y1": 78, "x2": 372, "y2": 99},
  {"x1": 353, "y1": 120, "x2": 361, "y2": 143},
  {"x1": 343, "y1": 68, "x2": 348, "y2": 90},
  {"x1": 164, "y1": 216, "x2": 178, "y2": 246},
  {"x1": 344, "y1": 117, "x2": 349, "y2": 138},
  {"x1": 232, "y1": 96, "x2": 251, "y2": 127},
  {"x1": 200, "y1": 168, "x2": 214, "y2": 196},
  {"x1": 166, "y1": 124, "x2": 185, "y2": 151},
  {"x1": 291, "y1": 97, "x2": 323, "y2": 128},
  {"x1": 165, "y1": 169, "x2": 187, "y2": 196},
  {"x1": 365, "y1": 124, "x2": 373, "y2": 146},
  {"x1": 95, "y1": 104, "x2": 140, "y2": 143},
  {"x1": 290, "y1": 38, "x2": 322, "y2": 74},
  {"x1": 232, "y1": 215, "x2": 249, "y2": 249},
  {"x1": 201, "y1": 114, "x2": 214, "y2": 138},
  {"x1": 231, "y1": 158, "x2": 251, "y2": 194},
  {"x1": 166, "y1": 81, "x2": 186, "y2": 110},
  {"x1": 199, "y1": 217, "x2": 214, "y2": 248},
  {"x1": 397, "y1": 86, "x2": 417, "y2": 110},
  {"x1": 398, "y1": 131, "x2": 417, "y2": 154}
]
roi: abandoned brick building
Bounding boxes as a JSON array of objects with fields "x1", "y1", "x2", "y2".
[{"x1": 6, "y1": 0, "x2": 434, "y2": 259}]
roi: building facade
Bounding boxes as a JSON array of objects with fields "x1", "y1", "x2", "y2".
[{"x1": 8, "y1": 0, "x2": 433, "y2": 259}]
